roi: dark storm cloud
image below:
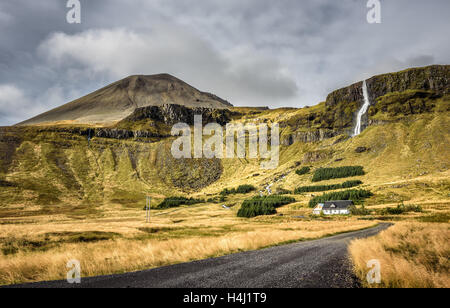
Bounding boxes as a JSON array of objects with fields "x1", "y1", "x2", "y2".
[{"x1": 0, "y1": 0, "x2": 449, "y2": 125}]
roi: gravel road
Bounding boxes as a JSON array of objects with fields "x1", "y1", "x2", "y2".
[{"x1": 5, "y1": 223, "x2": 391, "y2": 288}]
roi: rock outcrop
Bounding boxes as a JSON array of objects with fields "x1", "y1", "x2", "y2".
[
  {"x1": 94, "y1": 128, "x2": 169, "y2": 140},
  {"x1": 281, "y1": 129, "x2": 342, "y2": 146},
  {"x1": 121, "y1": 104, "x2": 235, "y2": 126},
  {"x1": 0, "y1": 127, "x2": 22, "y2": 174},
  {"x1": 302, "y1": 150, "x2": 333, "y2": 163},
  {"x1": 367, "y1": 65, "x2": 450, "y2": 102},
  {"x1": 326, "y1": 65, "x2": 450, "y2": 108}
]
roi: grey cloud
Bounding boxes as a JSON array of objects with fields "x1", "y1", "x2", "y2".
[
  {"x1": 0, "y1": 0, "x2": 449, "y2": 125},
  {"x1": 406, "y1": 55, "x2": 436, "y2": 68},
  {"x1": 37, "y1": 27, "x2": 298, "y2": 105}
]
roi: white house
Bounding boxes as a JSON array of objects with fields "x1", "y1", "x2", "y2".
[{"x1": 313, "y1": 200, "x2": 354, "y2": 215}]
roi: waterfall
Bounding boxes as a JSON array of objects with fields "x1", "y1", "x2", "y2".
[{"x1": 353, "y1": 80, "x2": 371, "y2": 136}]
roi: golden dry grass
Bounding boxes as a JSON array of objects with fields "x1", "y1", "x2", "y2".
[
  {"x1": 349, "y1": 222, "x2": 450, "y2": 288},
  {"x1": 0, "y1": 201, "x2": 377, "y2": 285}
]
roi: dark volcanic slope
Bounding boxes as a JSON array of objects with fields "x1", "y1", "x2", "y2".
[
  {"x1": 18, "y1": 74, "x2": 232, "y2": 126},
  {"x1": 7, "y1": 223, "x2": 391, "y2": 288}
]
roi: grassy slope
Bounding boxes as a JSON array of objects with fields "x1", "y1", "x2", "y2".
[
  {"x1": 0, "y1": 95, "x2": 449, "y2": 211},
  {"x1": 206, "y1": 108, "x2": 450, "y2": 205}
]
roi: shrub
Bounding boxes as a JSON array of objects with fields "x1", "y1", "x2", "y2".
[
  {"x1": 220, "y1": 188, "x2": 232, "y2": 196},
  {"x1": 275, "y1": 188, "x2": 292, "y2": 195},
  {"x1": 157, "y1": 197, "x2": 204, "y2": 209},
  {"x1": 312, "y1": 166, "x2": 365, "y2": 182},
  {"x1": 207, "y1": 197, "x2": 219, "y2": 203},
  {"x1": 220, "y1": 185, "x2": 256, "y2": 196},
  {"x1": 295, "y1": 167, "x2": 311, "y2": 176},
  {"x1": 294, "y1": 180, "x2": 362, "y2": 194},
  {"x1": 349, "y1": 204, "x2": 372, "y2": 216},
  {"x1": 237, "y1": 195, "x2": 296, "y2": 218},
  {"x1": 341, "y1": 180, "x2": 364, "y2": 188},
  {"x1": 308, "y1": 189, "x2": 373, "y2": 208},
  {"x1": 405, "y1": 204, "x2": 423, "y2": 212},
  {"x1": 206, "y1": 196, "x2": 228, "y2": 203},
  {"x1": 383, "y1": 204, "x2": 423, "y2": 215},
  {"x1": 236, "y1": 185, "x2": 256, "y2": 194},
  {"x1": 418, "y1": 213, "x2": 449, "y2": 223}
]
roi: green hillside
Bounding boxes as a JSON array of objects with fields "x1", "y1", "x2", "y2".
[{"x1": 0, "y1": 65, "x2": 449, "y2": 214}]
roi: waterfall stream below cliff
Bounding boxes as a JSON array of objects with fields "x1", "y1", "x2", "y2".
[{"x1": 353, "y1": 80, "x2": 371, "y2": 136}]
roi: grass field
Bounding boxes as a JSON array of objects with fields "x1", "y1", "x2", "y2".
[
  {"x1": 1, "y1": 196, "x2": 448, "y2": 286},
  {"x1": 349, "y1": 222, "x2": 449, "y2": 288},
  {"x1": 0, "y1": 199, "x2": 378, "y2": 285}
]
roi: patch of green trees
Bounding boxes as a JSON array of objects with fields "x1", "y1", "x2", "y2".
[
  {"x1": 312, "y1": 166, "x2": 365, "y2": 182},
  {"x1": 157, "y1": 197, "x2": 204, "y2": 209},
  {"x1": 295, "y1": 167, "x2": 311, "y2": 176},
  {"x1": 383, "y1": 203, "x2": 423, "y2": 215},
  {"x1": 237, "y1": 195, "x2": 296, "y2": 218},
  {"x1": 220, "y1": 185, "x2": 256, "y2": 196},
  {"x1": 294, "y1": 180, "x2": 363, "y2": 194},
  {"x1": 308, "y1": 189, "x2": 373, "y2": 207}
]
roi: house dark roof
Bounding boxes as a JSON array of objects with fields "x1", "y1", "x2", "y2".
[{"x1": 321, "y1": 200, "x2": 354, "y2": 209}]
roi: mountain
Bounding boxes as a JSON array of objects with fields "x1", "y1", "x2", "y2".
[
  {"x1": 17, "y1": 74, "x2": 232, "y2": 126},
  {"x1": 1, "y1": 65, "x2": 449, "y2": 209}
]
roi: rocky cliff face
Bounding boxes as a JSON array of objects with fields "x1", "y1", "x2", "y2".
[
  {"x1": 5, "y1": 126, "x2": 169, "y2": 141},
  {"x1": 121, "y1": 104, "x2": 235, "y2": 126},
  {"x1": 366, "y1": 65, "x2": 450, "y2": 102},
  {"x1": 281, "y1": 129, "x2": 342, "y2": 146},
  {"x1": 326, "y1": 65, "x2": 449, "y2": 108},
  {"x1": 0, "y1": 128, "x2": 22, "y2": 174},
  {"x1": 94, "y1": 128, "x2": 168, "y2": 140}
]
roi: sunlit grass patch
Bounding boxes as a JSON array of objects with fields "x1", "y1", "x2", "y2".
[{"x1": 349, "y1": 222, "x2": 450, "y2": 288}]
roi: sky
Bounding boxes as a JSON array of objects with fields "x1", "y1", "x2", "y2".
[{"x1": 0, "y1": 0, "x2": 449, "y2": 125}]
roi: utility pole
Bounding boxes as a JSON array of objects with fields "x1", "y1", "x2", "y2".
[
  {"x1": 145, "y1": 196, "x2": 151, "y2": 223},
  {"x1": 87, "y1": 128, "x2": 92, "y2": 147}
]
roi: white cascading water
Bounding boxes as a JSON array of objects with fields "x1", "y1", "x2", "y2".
[{"x1": 353, "y1": 80, "x2": 371, "y2": 136}]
